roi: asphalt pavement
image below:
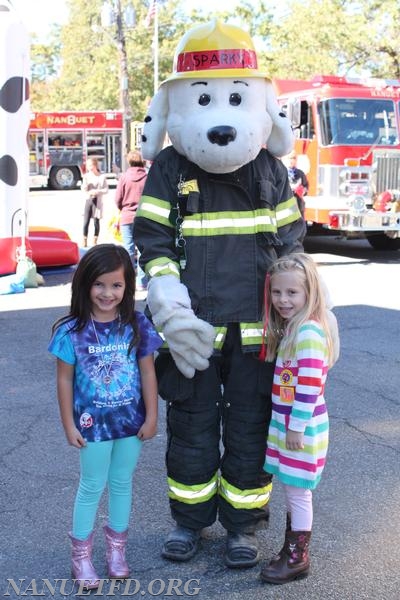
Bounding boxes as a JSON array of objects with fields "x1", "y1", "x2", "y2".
[{"x1": 1, "y1": 256, "x2": 399, "y2": 600}]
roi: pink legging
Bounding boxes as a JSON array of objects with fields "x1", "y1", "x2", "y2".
[{"x1": 284, "y1": 484, "x2": 313, "y2": 531}]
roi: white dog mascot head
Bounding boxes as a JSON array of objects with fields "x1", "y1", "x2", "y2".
[{"x1": 141, "y1": 19, "x2": 293, "y2": 173}]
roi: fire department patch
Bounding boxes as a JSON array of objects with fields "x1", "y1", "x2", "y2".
[{"x1": 280, "y1": 368, "x2": 293, "y2": 386}]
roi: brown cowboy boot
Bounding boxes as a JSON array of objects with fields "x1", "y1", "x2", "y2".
[{"x1": 260, "y1": 530, "x2": 311, "y2": 584}]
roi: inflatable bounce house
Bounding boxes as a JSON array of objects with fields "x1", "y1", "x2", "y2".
[{"x1": 0, "y1": 0, "x2": 78, "y2": 288}]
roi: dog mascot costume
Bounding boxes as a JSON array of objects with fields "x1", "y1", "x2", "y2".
[{"x1": 134, "y1": 19, "x2": 306, "y2": 568}]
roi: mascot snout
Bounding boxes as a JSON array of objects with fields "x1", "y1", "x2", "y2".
[{"x1": 207, "y1": 126, "x2": 237, "y2": 146}]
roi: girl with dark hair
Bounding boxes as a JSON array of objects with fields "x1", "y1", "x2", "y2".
[{"x1": 49, "y1": 244, "x2": 162, "y2": 589}]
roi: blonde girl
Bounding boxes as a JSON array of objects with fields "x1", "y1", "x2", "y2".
[{"x1": 260, "y1": 253, "x2": 338, "y2": 585}]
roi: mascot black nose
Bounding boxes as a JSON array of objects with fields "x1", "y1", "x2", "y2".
[{"x1": 207, "y1": 126, "x2": 237, "y2": 146}]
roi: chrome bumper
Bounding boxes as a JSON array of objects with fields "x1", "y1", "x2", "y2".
[{"x1": 328, "y1": 209, "x2": 400, "y2": 232}]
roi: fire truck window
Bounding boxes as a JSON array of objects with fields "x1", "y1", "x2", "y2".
[
  {"x1": 318, "y1": 98, "x2": 398, "y2": 146},
  {"x1": 87, "y1": 133, "x2": 106, "y2": 157},
  {"x1": 318, "y1": 100, "x2": 335, "y2": 145},
  {"x1": 298, "y1": 102, "x2": 314, "y2": 139},
  {"x1": 48, "y1": 132, "x2": 83, "y2": 147}
]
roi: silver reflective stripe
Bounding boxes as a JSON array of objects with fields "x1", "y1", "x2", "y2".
[
  {"x1": 220, "y1": 484, "x2": 271, "y2": 505},
  {"x1": 182, "y1": 214, "x2": 276, "y2": 231},
  {"x1": 148, "y1": 262, "x2": 180, "y2": 277},
  {"x1": 138, "y1": 199, "x2": 171, "y2": 221},
  {"x1": 241, "y1": 327, "x2": 264, "y2": 339},
  {"x1": 168, "y1": 479, "x2": 218, "y2": 500}
]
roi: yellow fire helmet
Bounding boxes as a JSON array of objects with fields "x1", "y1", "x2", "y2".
[{"x1": 165, "y1": 19, "x2": 270, "y2": 83}]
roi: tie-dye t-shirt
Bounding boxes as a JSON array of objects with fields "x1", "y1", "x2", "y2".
[{"x1": 48, "y1": 311, "x2": 163, "y2": 442}]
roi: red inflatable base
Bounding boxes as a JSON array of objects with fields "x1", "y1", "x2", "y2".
[
  {"x1": 30, "y1": 236, "x2": 80, "y2": 268},
  {"x1": 0, "y1": 228, "x2": 79, "y2": 275}
]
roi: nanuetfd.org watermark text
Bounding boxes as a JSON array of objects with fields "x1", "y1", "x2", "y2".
[{"x1": 3, "y1": 578, "x2": 201, "y2": 597}]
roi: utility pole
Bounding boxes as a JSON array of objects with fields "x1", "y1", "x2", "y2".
[{"x1": 101, "y1": 0, "x2": 135, "y2": 171}]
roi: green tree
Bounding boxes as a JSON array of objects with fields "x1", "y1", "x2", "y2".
[
  {"x1": 45, "y1": 0, "x2": 197, "y2": 118},
  {"x1": 29, "y1": 0, "x2": 264, "y2": 116},
  {"x1": 29, "y1": 0, "x2": 400, "y2": 115},
  {"x1": 29, "y1": 27, "x2": 62, "y2": 110},
  {"x1": 263, "y1": 0, "x2": 400, "y2": 79}
]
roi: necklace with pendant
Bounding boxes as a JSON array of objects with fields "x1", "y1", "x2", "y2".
[{"x1": 90, "y1": 315, "x2": 121, "y2": 385}]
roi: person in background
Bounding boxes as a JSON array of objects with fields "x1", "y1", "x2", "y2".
[
  {"x1": 286, "y1": 151, "x2": 309, "y2": 217},
  {"x1": 259, "y1": 253, "x2": 337, "y2": 585},
  {"x1": 115, "y1": 150, "x2": 148, "y2": 291},
  {"x1": 81, "y1": 158, "x2": 109, "y2": 248},
  {"x1": 48, "y1": 244, "x2": 163, "y2": 589}
]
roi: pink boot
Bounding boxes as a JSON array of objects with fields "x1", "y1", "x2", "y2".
[
  {"x1": 69, "y1": 532, "x2": 100, "y2": 590},
  {"x1": 103, "y1": 525, "x2": 130, "y2": 578}
]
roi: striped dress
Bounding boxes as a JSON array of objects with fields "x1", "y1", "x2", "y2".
[{"x1": 264, "y1": 320, "x2": 329, "y2": 489}]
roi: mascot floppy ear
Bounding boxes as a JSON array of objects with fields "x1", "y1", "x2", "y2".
[
  {"x1": 141, "y1": 85, "x2": 169, "y2": 161},
  {"x1": 265, "y1": 83, "x2": 294, "y2": 157}
]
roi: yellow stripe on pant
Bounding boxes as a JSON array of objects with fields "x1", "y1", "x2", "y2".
[
  {"x1": 167, "y1": 473, "x2": 218, "y2": 505},
  {"x1": 167, "y1": 473, "x2": 272, "y2": 510},
  {"x1": 219, "y1": 476, "x2": 272, "y2": 510}
]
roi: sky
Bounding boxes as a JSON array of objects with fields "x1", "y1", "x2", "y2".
[{"x1": 10, "y1": 0, "x2": 241, "y2": 39}]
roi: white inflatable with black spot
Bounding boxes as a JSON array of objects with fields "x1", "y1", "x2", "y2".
[{"x1": 0, "y1": 0, "x2": 30, "y2": 275}]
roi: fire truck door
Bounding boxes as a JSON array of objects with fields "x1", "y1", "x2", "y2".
[
  {"x1": 104, "y1": 134, "x2": 122, "y2": 173},
  {"x1": 28, "y1": 131, "x2": 44, "y2": 175}
]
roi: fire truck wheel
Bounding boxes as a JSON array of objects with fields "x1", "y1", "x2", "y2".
[
  {"x1": 365, "y1": 233, "x2": 400, "y2": 251},
  {"x1": 49, "y1": 166, "x2": 79, "y2": 190}
]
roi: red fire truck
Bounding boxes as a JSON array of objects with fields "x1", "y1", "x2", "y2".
[
  {"x1": 274, "y1": 75, "x2": 400, "y2": 249},
  {"x1": 29, "y1": 111, "x2": 123, "y2": 190}
]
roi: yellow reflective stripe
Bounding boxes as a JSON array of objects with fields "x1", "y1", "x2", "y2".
[
  {"x1": 147, "y1": 258, "x2": 180, "y2": 278},
  {"x1": 240, "y1": 322, "x2": 264, "y2": 346},
  {"x1": 276, "y1": 196, "x2": 301, "y2": 227},
  {"x1": 136, "y1": 196, "x2": 173, "y2": 228},
  {"x1": 167, "y1": 474, "x2": 218, "y2": 505},
  {"x1": 214, "y1": 326, "x2": 227, "y2": 350},
  {"x1": 160, "y1": 328, "x2": 226, "y2": 350},
  {"x1": 137, "y1": 195, "x2": 299, "y2": 231},
  {"x1": 219, "y1": 476, "x2": 272, "y2": 509},
  {"x1": 182, "y1": 209, "x2": 277, "y2": 236},
  {"x1": 159, "y1": 323, "x2": 262, "y2": 350}
]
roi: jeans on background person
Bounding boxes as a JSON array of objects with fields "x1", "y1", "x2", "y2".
[{"x1": 120, "y1": 223, "x2": 147, "y2": 289}]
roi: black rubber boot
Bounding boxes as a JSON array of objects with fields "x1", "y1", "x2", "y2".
[
  {"x1": 225, "y1": 531, "x2": 260, "y2": 568},
  {"x1": 161, "y1": 526, "x2": 201, "y2": 562}
]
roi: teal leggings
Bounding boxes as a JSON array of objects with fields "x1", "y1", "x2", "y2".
[{"x1": 73, "y1": 436, "x2": 142, "y2": 540}]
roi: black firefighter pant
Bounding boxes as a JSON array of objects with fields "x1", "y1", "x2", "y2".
[{"x1": 156, "y1": 323, "x2": 274, "y2": 534}]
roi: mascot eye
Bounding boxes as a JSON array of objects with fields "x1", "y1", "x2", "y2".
[
  {"x1": 198, "y1": 94, "x2": 211, "y2": 106},
  {"x1": 229, "y1": 93, "x2": 242, "y2": 106}
]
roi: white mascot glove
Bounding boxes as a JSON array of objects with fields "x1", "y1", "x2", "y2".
[{"x1": 147, "y1": 275, "x2": 216, "y2": 379}]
